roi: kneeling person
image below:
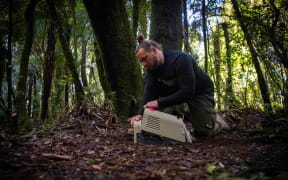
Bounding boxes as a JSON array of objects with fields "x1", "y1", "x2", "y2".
[{"x1": 130, "y1": 35, "x2": 218, "y2": 138}]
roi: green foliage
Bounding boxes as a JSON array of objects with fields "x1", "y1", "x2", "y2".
[
  {"x1": 1, "y1": 0, "x2": 287, "y2": 132},
  {"x1": 40, "y1": 121, "x2": 55, "y2": 132},
  {"x1": 193, "y1": 0, "x2": 288, "y2": 112}
]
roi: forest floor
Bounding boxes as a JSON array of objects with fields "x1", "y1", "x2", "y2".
[{"x1": 0, "y1": 106, "x2": 288, "y2": 180}]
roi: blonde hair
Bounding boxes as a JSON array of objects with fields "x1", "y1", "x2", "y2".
[{"x1": 135, "y1": 34, "x2": 162, "y2": 53}]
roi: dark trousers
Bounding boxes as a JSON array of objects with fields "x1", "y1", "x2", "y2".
[{"x1": 161, "y1": 94, "x2": 217, "y2": 137}]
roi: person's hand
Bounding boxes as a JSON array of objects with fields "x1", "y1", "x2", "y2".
[
  {"x1": 129, "y1": 114, "x2": 142, "y2": 127},
  {"x1": 143, "y1": 100, "x2": 158, "y2": 109}
]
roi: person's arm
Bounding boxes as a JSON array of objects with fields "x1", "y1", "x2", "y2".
[
  {"x1": 158, "y1": 54, "x2": 196, "y2": 108},
  {"x1": 137, "y1": 71, "x2": 158, "y2": 115}
]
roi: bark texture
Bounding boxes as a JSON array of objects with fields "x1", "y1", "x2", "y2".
[
  {"x1": 15, "y1": 0, "x2": 38, "y2": 131},
  {"x1": 83, "y1": 0, "x2": 143, "y2": 119},
  {"x1": 47, "y1": 0, "x2": 85, "y2": 105},
  {"x1": 41, "y1": 20, "x2": 56, "y2": 121},
  {"x1": 150, "y1": 0, "x2": 183, "y2": 50}
]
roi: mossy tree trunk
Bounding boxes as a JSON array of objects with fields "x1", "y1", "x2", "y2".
[
  {"x1": 81, "y1": 39, "x2": 88, "y2": 88},
  {"x1": 41, "y1": 19, "x2": 56, "y2": 121},
  {"x1": 93, "y1": 40, "x2": 112, "y2": 99},
  {"x1": 15, "y1": 0, "x2": 38, "y2": 131},
  {"x1": 47, "y1": 0, "x2": 84, "y2": 105},
  {"x1": 0, "y1": 31, "x2": 6, "y2": 99},
  {"x1": 132, "y1": 0, "x2": 141, "y2": 38},
  {"x1": 150, "y1": 0, "x2": 183, "y2": 50},
  {"x1": 212, "y1": 25, "x2": 222, "y2": 110},
  {"x1": 0, "y1": 31, "x2": 6, "y2": 121},
  {"x1": 138, "y1": 0, "x2": 148, "y2": 38},
  {"x1": 83, "y1": 0, "x2": 143, "y2": 120},
  {"x1": 222, "y1": 23, "x2": 239, "y2": 109},
  {"x1": 7, "y1": 0, "x2": 14, "y2": 122}
]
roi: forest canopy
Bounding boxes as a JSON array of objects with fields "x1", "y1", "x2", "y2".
[{"x1": 0, "y1": 0, "x2": 287, "y2": 132}]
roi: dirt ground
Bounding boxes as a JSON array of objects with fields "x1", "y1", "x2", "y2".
[{"x1": 0, "y1": 107, "x2": 288, "y2": 179}]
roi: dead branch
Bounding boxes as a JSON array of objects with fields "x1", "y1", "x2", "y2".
[{"x1": 41, "y1": 153, "x2": 73, "y2": 160}]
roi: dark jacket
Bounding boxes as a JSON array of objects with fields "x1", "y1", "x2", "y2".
[{"x1": 138, "y1": 50, "x2": 214, "y2": 115}]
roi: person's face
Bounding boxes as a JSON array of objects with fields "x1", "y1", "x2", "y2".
[{"x1": 136, "y1": 47, "x2": 158, "y2": 69}]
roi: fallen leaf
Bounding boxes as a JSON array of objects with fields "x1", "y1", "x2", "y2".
[
  {"x1": 92, "y1": 164, "x2": 102, "y2": 171},
  {"x1": 87, "y1": 150, "x2": 95, "y2": 155},
  {"x1": 207, "y1": 164, "x2": 216, "y2": 174}
]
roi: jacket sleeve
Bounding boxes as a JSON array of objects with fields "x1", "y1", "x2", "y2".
[{"x1": 137, "y1": 71, "x2": 158, "y2": 115}]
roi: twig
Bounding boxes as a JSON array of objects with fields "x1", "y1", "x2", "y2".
[{"x1": 41, "y1": 153, "x2": 73, "y2": 160}]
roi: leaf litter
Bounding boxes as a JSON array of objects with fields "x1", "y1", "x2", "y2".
[{"x1": 0, "y1": 106, "x2": 287, "y2": 179}]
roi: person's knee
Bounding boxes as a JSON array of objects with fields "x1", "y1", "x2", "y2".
[{"x1": 192, "y1": 117, "x2": 217, "y2": 138}]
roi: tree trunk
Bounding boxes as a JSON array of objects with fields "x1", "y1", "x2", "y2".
[
  {"x1": 132, "y1": 0, "x2": 141, "y2": 37},
  {"x1": 54, "y1": 63, "x2": 69, "y2": 108},
  {"x1": 212, "y1": 25, "x2": 221, "y2": 110},
  {"x1": 150, "y1": 0, "x2": 183, "y2": 50},
  {"x1": 7, "y1": 0, "x2": 14, "y2": 122},
  {"x1": 32, "y1": 74, "x2": 37, "y2": 118},
  {"x1": 269, "y1": 32, "x2": 288, "y2": 70},
  {"x1": 138, "y1": 0, "x2": 148, "y2": 38},
  {"x1": 93, "y1": 40, "x2": 112, "y2": 100},
  {"x1": 41, "y1": 20, "x2": 56, "y2": 121},
  {"x1": 47, "y1": 0, "x2": 84, "y2": 105},
  {"x1": 83, "y1": 0, "x2": 143, "y2": 120},
  {"x1": 89, "y1": 66, "x2": 98, "y2": 86},
  {"x1": 81, "y1": 39, "x2": 88, "y2": 88},
  {"x1": 284, "y1": 76, "x2": 288, "y2": 114},
  {"x1": 267, "y1": 0, "x2": 288, "y2": 70},
  {"x1": 27, "y1": 73, "x2": 33, "y2": 118},
  {"x1": 231, "y1": 0, "x2": 272, "y2": 112},
  {"x1": 64, "y1": 80, "x2": 69, "y2": 107},
  {"x1": 0, "y1": 32, "x2": 6, "y2": 99},
  {"x1": 71, "y1": 0, "x2": 78, "y2": 68},
  {"x1": 132, "y1": 0, "x2": 148, "y2": 38},
  {"x1": 15, "y1": 0, "x2": 38, "y2": 131},
  {"x1": 54, "y1": 64, "x2": 63, "y2": 107},
  {"x1": 201, "y1": 0, "x2": 208, "y2": 72},
  {"x1": 222, "y1": 22, "x2": 236, "y2": 108},
  {"x1": 183, "y1": 0, "x2": 191, "y2": 53}
]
